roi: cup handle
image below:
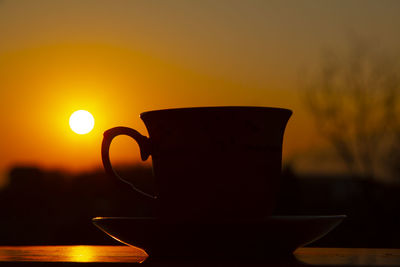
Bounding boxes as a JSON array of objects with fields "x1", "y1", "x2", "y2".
[{"x1": 101, "y1": 126, "x2": 157, "y2": 199}]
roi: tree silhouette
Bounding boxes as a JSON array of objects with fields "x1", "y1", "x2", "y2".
[{"x1": 303, "y1": 38, "x2": 400, "y2": 181}]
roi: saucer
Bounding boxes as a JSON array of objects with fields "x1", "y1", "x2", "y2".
[{"x1": 92, "y1": 215, "x2": 346, "y2": 260}]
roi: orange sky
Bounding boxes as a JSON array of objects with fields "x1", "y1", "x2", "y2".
[{"x1": 1, "y1": 0, "x2": 400, "y2": 181}]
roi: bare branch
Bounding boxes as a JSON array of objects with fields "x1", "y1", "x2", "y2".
[{"x1": 302, "y1": 38, "x2": 400, "y2": 181}]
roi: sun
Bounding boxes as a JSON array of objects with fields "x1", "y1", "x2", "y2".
[{"x1": 69, "y1": 110, "x2": 95, "y2": 134}]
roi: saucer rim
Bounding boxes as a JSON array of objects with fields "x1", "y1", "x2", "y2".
[
  {"x1": 92, "y1": 215, "x2": 347, "y2": 221},
  {"x1": 92, "y1": 214, "x2": 347, "y2": 258}
]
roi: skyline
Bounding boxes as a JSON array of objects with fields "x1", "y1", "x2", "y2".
[{"x1": 1, "y1": 0, "x2": 400, "y2": 180}]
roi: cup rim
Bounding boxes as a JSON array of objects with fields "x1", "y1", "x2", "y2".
[{"x1": 140, "y1": 106, "x2": 292, "y2": 118}]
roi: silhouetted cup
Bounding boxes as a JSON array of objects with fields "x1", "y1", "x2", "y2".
[{"x1": 102, "y1": 107, "x2": 292, "y2": 221}]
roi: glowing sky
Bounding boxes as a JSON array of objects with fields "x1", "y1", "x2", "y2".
[{"x1": 0, "y1": 0, "x2": 400, "y2": 179}]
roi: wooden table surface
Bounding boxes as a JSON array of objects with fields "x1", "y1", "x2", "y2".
[{"x1": 0, "y1": 245, "x2": 399, "y2": 266}]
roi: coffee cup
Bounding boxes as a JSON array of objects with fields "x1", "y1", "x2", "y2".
[{"x1": 102, "y1": 107, "x2": 291, "y2": 221}]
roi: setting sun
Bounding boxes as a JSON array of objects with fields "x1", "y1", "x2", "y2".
[{"x1": 69, "y1": 110, "x2": 95, "y2": 135}]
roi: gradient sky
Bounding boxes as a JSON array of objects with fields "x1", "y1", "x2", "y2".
[{"x1": 1, "y1": 0, "x2": 400, "y2": 183}]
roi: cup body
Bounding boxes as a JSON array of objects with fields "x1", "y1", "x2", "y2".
[{"x1": 139, "y1": 107, "x2": 291, "y2": 221}]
